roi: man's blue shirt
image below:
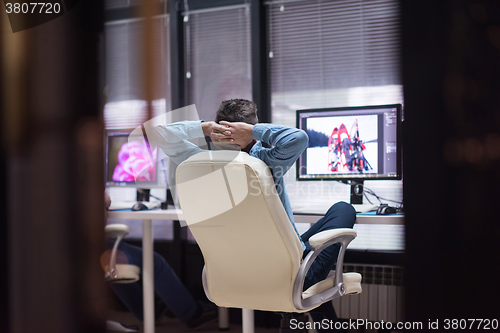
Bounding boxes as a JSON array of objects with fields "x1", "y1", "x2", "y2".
[{"x1": 151, "y1": 121, "x2": 308, "y2": 251}]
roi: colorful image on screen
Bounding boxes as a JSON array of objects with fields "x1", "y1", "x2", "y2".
[
  {"x1": 107, "y1": 135, "x2": 157, "y2": 183},
  {"x1": 305, "y1": 115, "x2": 378, "y2": 175}
]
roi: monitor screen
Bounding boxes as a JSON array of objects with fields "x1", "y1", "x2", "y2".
[
  {"x1": 105, "y1": 129, "x2": 158, "y2": 187},
  {"x1": 296, "y1": 104, "x2": 402, "y2": 181}
]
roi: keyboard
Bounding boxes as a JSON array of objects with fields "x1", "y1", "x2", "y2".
[
  {"x1": 108, "y1": 201, "x2": 161, "y2": 211},
  {"x1": 293, "y1": 204, "x2": 378, "y2": 214}
]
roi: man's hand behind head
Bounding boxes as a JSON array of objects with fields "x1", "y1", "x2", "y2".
[
  {"x1": 202, "y1": 121, "x2": 233, "y2": 145},
  {"x1": 202, "y1": 121, "x2": 236, "y2": 149},
  {"x1": 218, "y1": 121, "x2": 254, "y2": 149}
]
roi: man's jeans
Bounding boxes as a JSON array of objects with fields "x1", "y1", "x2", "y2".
[
  {"x1": 301, "y1": 201, "x2": 357, "y2": 332},
  {"x1": 105, "y1": 240, "x2": 198, "y2": 322}
]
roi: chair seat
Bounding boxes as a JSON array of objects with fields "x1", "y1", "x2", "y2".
[
  {"x1": 109, "y1": 264, "x2": 140, "y2": 284},
  {"x1": 302, "y1": 272, "x2": 362, "y2": 299}
]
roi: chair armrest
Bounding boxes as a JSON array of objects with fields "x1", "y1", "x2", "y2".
[
  {"x1": 292, "y1": 228, "x2": 357, "y2": 311},
  {"x1": 302, "y1": 272, "x2": 362, "y2": 299},
  {"x1": 105, "y1": 224, "x2": 131, "y2": 238},
  {"x1": 104, "y1": 224, "x2": 130, "y2": 281},
  {"x1": 308, "y1": 229, "x2": 357, "y2": 250}
]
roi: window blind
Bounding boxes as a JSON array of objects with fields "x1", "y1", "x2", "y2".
[
  {"x1": 103, "y1": 15, "x2": 170, "y2": 129},
  {"x1": 183, "y1": 4, "x2": 252, "y2": 122},
  {"x1": 267, "y1": 0, "x2": 404, "y2": 222},
  {"x1": 105, "y1": 0, "x2": 166, "y2": 11},
  {"x1": 266, "y1": 0, "x2": 402, "y2": 125}
]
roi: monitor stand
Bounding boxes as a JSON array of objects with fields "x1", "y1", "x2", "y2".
[
  {"x1": 136, "y1": 188, "x2": 150, "y2": 202},
  {"x1": 161, "y1": 188, "x2": 175, "y2": 209},
  {"x1": 349, "y1": 180, "x2": 364, "y2": 205},
  {"x1": 137, "y1": 188, "x2": 175, "y2": 210}
]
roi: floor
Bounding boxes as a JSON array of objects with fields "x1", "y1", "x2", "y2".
[
  {"x1": 107, "y1": 309, "x2": 280, "y2": 333},
  {"x1": 106, "y1": 309, "x2": 391, "y2": 333}
]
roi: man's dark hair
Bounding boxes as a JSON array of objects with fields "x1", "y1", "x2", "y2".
[{"x1": 215, "y1": 99, "x2": 258, "y2": 125}]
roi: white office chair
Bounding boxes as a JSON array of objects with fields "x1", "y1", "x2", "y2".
[
  {"x1": 176, "y1": 151, "x2": 362, "y2": 332},
  {"x1": 104, "y1": 224, "x2": 140, "y2": 333}
]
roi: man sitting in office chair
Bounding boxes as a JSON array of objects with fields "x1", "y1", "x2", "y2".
[
  {"x1": 104, "y1": 193, "x2": 217, "y2": 329},
  {"x1": 151, "y1": 99, "x2": 356, "y2": 332}
]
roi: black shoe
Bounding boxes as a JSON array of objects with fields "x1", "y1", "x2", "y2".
[
  {"x1": 185, "y1": 301, "x2": 218, "y2": 329},
  {"x1": 154, "y1": 296, "x2": 168, "y2": 321},
  {"x1": 278, "y1": 313, "x2": 308, "y2": 333},
  {"x1": 106, "y1": 320, "x2": 139, "y2": 332}
]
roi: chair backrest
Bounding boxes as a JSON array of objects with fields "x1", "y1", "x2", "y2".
[{"x1": 176, "y1": 151, "x2": 304, "y2": 312}]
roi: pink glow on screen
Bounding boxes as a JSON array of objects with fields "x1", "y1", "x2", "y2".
[{"x1": 112, "y1": 138, "x2": 157, "y2": 182}]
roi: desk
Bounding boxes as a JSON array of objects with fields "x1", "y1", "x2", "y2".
[
  {"x1": 107, "y1": 207, "x2": 403, "y2": 333},
  {"x1": 294, "y1": 211, "x2": 404, "y2": 225},
  {"x1": 294, "y1": 209, "x2": 405, "y2": 252}
]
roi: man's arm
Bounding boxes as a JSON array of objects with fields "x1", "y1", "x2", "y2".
[
  {"x1": 252, "y1": 124, "x2": 308, "y2": 177},
  {"x1": 216, "y1": 121, "x2": 308, "y2": 177},
  {"x1": 148, "y1": 121, "x2": 227, "y2": 165},
  {"x1": 149, "y1": 121, "x2": 204, "y2": 166}
]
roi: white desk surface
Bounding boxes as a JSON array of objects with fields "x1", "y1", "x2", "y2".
[
  {"x1": 107, "y1": 206, "x2": 404, "y2": 225},
  {"x1": 293, "y1": 212, "x2": 404, "y2": 225},
  {"x1": 107, "y1": 208, "x2": 183, "y2": 221}
]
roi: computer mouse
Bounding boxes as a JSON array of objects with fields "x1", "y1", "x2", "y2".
[
  {"x1": 376, "y1": 204, "x2": 397, "y2": 215},
  {"x1": 131, "y1": 202, "x2": 148, "y2": 211}
]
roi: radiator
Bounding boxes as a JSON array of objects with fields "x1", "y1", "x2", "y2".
[{"x1": 331, "y1": 264, "x2": 404, "y2": 323}]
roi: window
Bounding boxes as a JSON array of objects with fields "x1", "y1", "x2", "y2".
[
  {"x1": 105, "y1": 0, "x2": 164, "y2": 11},
  {"x1": 266, "y1": 0, "x2": 403, "y2": 209},
  {"x1": 183, "y1": 4, "x2": 252, "y2": 121},
  {"x1": 103, "y1": 15, "x2": 170, "y2": 129},
  {"x1": 266, "y1": 0, "x2": 402, "y2": 126},
  {"x1": 103, "y1": 1, "x2": 170, "y2": 204}
]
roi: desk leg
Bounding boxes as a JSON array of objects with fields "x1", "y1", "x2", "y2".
[
  {"x1": 242, "y1": 309, "x2": 254, "y2": 333},
  {"x1": 143, "y1": 219, "x2": 155, "y2": 333},
  {"x1": 172, "y1": 220, "x2": 187, "y2": 281}
]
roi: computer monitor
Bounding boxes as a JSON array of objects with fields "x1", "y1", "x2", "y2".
[
  {"x1": 296, "y1": 104, "x2": 402, "y2": 204},
  {"x1": 105, "y1": 129, "x2": 159, "y2": 188}
]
